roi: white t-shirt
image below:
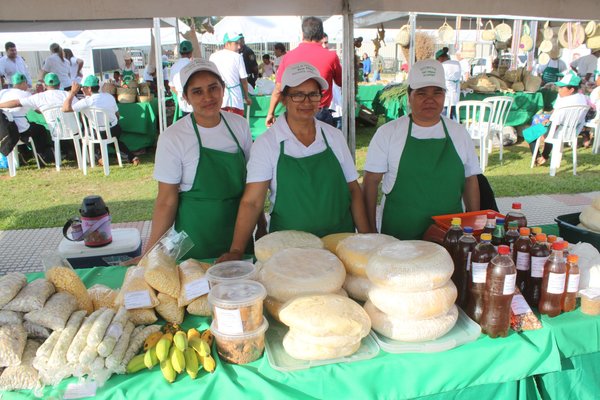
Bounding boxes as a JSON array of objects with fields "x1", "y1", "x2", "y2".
[
  {"x1": 154, "y1": 112, "x2": 252, "y2": 192},
  {"x1": 571, "y1": 54, "x2": 598, "y2": 78},
  {"x1": 68, "y1": 57, "x2": 82, "y2": 84},
  {"x1": 42, "y1": 54, "x2": 72, "y2": 89},
  {"x1": 365, "y1": 115, "x2": 482, "y2": 195},
  {"x1": 169, "y1": 58, "x2": 192, "y2": 113},
  {"x1": 442, "y1": 60, "x2": 462, "y2": 106},
  {"x1": 550, "y1": 93, "x2": 589, "y2": 131},
  {"x1": 209, "y1": 49, "x2": 248, "y2": 110},
  {"x1": 0, "y1": 56, "x2": 32, "y2": 86},
  {"x1": 247, "y1": 116, "x2": 358, "y2": 210},
  {"x1": 0, "y1": 88, "x2": 32, "y2": 133},
  {"x1": 260, "y1": 62, "x2": 275, "y2": 78},
  {"x1": 73, "y1": 92, "x2": 119, "y2": 128},
  {"x1": 590, "y1": 87, "x2": 600, "y2": 109},
  {"x1": 537, "y1": 59, "x2": 567, "y2": 76}
]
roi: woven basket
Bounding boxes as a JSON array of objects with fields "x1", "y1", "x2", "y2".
[
  {"x1": 137, "y1": 94, "x2": 154, "y2": 103},
  {"x1": 469, "y1": 75, "x2": 497, "y2": 93},
  {"x1": 138, "y1": 83, "x2": 151, "y2": 96},
  {"x1": 117, "y1": 87, "x2": 138, "y2": 103},
  {"x1": 396, "y1": 25, "x2": 411, "y2": 47},
  {"x1": 524, "y1": 74, "x2": 542, "y2": 92},
  {"x1": 482, "y1": 20, "x2": 496, "y2": 41},
  {"x1": 461, "y1": 41, "x2": 476, "y2": 58},
  {"x1": 495, "y1": 22, "x2": 513, "y2": 42},
  {"x1": 585, "y1": 21, "x2": 597, "y2": 37},
  {"x1": 438, "y1": 21, "x2": 455, "y2": 43},
  {"x1": 538, "y1": 52, "x2": 551, "y2": 65},
  {"x1": 512, "y1": 82, "x2": 525, "y2": 92},
  {"x1": 558, "y1": 22, "x2": 585, "y2": 49},
  {"x1": 504, "y1": 69, "x2": 519, "y2": 83},
  {"x1": 102, "y1": 82, "x2": 117, "y2": 95}
]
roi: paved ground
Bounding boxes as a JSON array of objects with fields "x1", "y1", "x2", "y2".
[{"x1": 1, "y1": 191, "x2": 599, "y2": 274}]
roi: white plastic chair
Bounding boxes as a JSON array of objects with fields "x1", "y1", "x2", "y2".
[
  {"x1": 584, "y1": 115, "x2": 600, "y2": 155},
  {"x1": 484, "y1": 96, "x2": 514, "y2": 162},
  {"x1": 3, "y1": 111, "x2": 41, "y2": 177},
  {"x1": 457, "y1": 100, "x2": 492, "y2": 172},
  {"x1": 530, "y1": 105, "x2": 589, "y2": 176},
  {"x1": 80, "y1": 107, "x2": 122, "y2": 176},
  {"x1": 40, "y1": 105, "x2": 83, "y2": 171}
]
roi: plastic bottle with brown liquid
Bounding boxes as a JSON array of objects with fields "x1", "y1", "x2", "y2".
[
  {"x1": 443, "y1": 217, "x2": 463, "y2": 261},
  {"x1": 539, "y1": 242, "x2": 566, "y2": 317},
  {"x1": 505, "y1": 221, "x2": 520, "y2": 252},
  {"x1": 480, "y1": 245, "x2": 517, "y2": 338},
  {"x1": 514, "y1": 227, "x2": 532, "y2": 295},
  {"x1": 466, "y1": 233, "x2": 497, "y2": 323},
  {"x1": 454, "y1": 226, "x2": 477, "y2": 309},
  {"x1": 504, "y1": 202, "x2": 528, "y2": 229},
  {"x1": 482, "y1": 212, "x2": 497, "y2": 235},
  {"x1": 528, "y1": 233, "x2": 550, "y2": 306},
  {"x1": 562, "y1": 254, "x2": 580, "y2": 312},
  {"x1": 491, "y1": 218, "x2": 505, "y2": 251}
]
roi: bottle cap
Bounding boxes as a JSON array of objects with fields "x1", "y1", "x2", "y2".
[
  {"x1": 486, "y1": 211, "x2": 496, "y2": 219},
  {"x1": 548, "y1": 235, "x2": 557, "y2": 243},
  {"x1": 519, "y1": 227, "x2": 530, "y2": 236},
  {"x1": 535, "y1": 233, "x2": 547, "y2": 242},
  {"x1": 512, "y1": 202, "x2": 522, "y2": 209},
  {"x1": 563, "y1": 241, "x2": 569, "y2": 249},
  {"x1": 531, "y1": 227, "x2": 542, "y2": 234},
  {"x1": 450, "y1": 217, "x2": 462, "y2": 225},
  {"x1": 463, "y1": 226, "x2": 473, "y2": 233},
  {"x1": 567, "y1": 254, "x2": 579, "y2": 263},
  {"x1": 508, "y1": 221, "x2": 518, "y2": 228},
  {"x1": 496, "y1": 217, "x2": 505, "y2": 224},
  {"x1": 480, "y1": 233, "x2": 492, "y2": 241},
  {"x1": 498, "y1": 245, "x2": 510, "y2": 255},
  {"x1": 552, "y1": 242, "x2": 563, "y2": 251}
]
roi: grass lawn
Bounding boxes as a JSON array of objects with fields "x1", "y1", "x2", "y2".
[{"x1": 1, "y1": 119, "x2": 599, "y2": 230}]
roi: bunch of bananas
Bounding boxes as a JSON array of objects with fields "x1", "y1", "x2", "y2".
[{"x1": 127, "y1": 327, "x2": 216, "y2": 383}]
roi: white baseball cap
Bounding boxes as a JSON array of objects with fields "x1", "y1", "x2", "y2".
[
  {"x1": 281, "y1": 62, "x2": 328, "y2": 91},
  {"x1": 407, "y1": 60, "x2": 446, "y2": 90},
  {"x1": 179, "y1": 59, "x2": 223, "y2": 89}
]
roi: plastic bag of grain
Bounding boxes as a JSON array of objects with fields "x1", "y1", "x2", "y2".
[
  {"x1": 155, "y1": 293, "x2": 184, "y2": 324},
  {"x1": 186, "y1": 295, "x2": 210, "y2": 316},
  {"x1": 0, "y1": 310, "x2": 23, "y2": 325},
  {"x1": 88, "y1": 284, "x2": 119, "y2": 311},
  {"x1": 3, "y1": 279, "x2": 55, "y2": 313},
  {"x1": 44, "y1": 252, "x2": 94, "y2": 315},
  {"x1": 115, "y1": 266, "x2": 159, "y2": 310},
  {"x1": 128, "y1": 308, "x2": 158, "y2": 325},
  {"x1": 24, "y1": 292, "x2": 78, "y2": 331},
  {"x1": 23, "y1": 321, "x2": 51, "y2": 340},
  {"x1": 0, "y1": 272, "x2": 27, "y2": 308},
  {"x1": 0, "y1": 324, "x2": 27, "y2": 367},
  {"x1": 0, "y1": 339, "x2": 42, "y2": 390},
  {"x1": 177, "y1": 259, "x2": 210, "y2": 307},
  {"x1": 140, "y1": 229, "x2": 193, "y2": 298}
]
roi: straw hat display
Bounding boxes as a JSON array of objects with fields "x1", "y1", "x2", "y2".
[
  {"x1": 116, "y1": 87, "x2": 138, "y2": 103},
  {"x1": 542, "y1": 21, "x2": 554, "y2": 40},
  {"x1": 585, "y1": 21, "x2": 597, "y2": 37},
  {"x1": 523, "y1": 74, "x2": 542, "y2": 93},
  {"x1": 558, "y1": 22, "x2": 585, "y2": 48},
  {"x1": 495, "y1": 22, "x2": 512, "y2": 42},
  {"x1": 438, "y1": 20, "x2": 455, "y2": 43},
  {"x1": 396, "y1": 24, "x2": 411, "y2": 47},
  {"x1": 587, "y1": 35, "x2": 600, "y2": 50},
  {"x1": 468, "y1": 75, "x2": 497, "y2": 93},
  {"x1": 482, "y1": 20, "x2": 496, "y2": 41},
  {"x1": 539, "y1": 40, "x2": 553, "y2": 53},
  {"x1": 538, "y1": 52, "x2": 551, "y2": 65}
]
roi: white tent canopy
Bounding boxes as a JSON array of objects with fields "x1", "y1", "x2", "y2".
[{"x1": 201, "y1": 16, "x2": 302, "y2": 44}]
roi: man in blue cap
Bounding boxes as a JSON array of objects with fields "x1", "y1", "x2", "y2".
[
  {"x1": 63, "y1": 75, "x2": 139, "y2": 165},
  {"x1": 169, "y1": 40, "x2": 194, "y2": 116},
  {"x1": 209, "y1": 32, "x2": 252, "y2": 116}
]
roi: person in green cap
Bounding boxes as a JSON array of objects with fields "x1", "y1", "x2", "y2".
[
  {"x1": 62, "y1": 75, "x2": 140, "y2": 165},
  {"x1": 169, "y1": 40, "x2": 194, "y2": 116},
  {"x1": 218, "y1": 62, "x2": 370, "y2": 262},
  {"x1": 0, "y1": 73, "x2": 54, "y2": 163},
  {"x1": 40, "y1": 43, "x2": 71, "y2": 90}
]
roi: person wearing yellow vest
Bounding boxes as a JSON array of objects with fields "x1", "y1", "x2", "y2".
[
  {"x1": 363, "y1": 60, "x2": 481, "y2": 240},
  {"x1": 219, "y1": 62, "x2": 370, "y2": 261},
  {"x1": 146, "y1": 59, "x2": 261, "y2": 260}
]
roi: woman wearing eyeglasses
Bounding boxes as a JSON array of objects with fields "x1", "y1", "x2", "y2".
[{"x1": 218, "y1": 62, "x2": 370, "y2": 261}]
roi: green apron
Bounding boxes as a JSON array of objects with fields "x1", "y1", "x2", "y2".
[
  {"x1": 122, "y1": 69, "x2": 135, "y2": 81},
  {"x1": 381, "y1": 116, "x2": 465, "y2": 240},
  {"x1": 175, "y1": 113, "x2": 249, "y2": 260},
  {"x1": 542, "y1": 61, "x2": 560, "y2": 84},
  {"x1": 269, "y1": 127, "x2": 355, "y2": 237}
]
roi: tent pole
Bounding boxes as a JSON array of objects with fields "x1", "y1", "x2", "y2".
[
  {"x1": 342, "y1": 1, "x2": 356, "y2": 160},
  {"x1": 409, "y1": 13, "x2": 416, "y2": 68},
  {"x1": 154, "y1": 18, "x2": 167, "y2": 134},
  {"x1": 175, "y1": 18, "x2": 181, "y2": 52}
]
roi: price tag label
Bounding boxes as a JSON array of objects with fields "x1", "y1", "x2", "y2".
[
  {"x1": 64, "y1": 381, "x2": 98, "y2": 399},
  {"x1": 185, "y1": 278, "x2": 210, "y2": 301},
  {"x1": 503, "y1": 273, "x2": 516, "y2": 295},
  {"x1": 214, "y1": 307, "x2": 244, "y2": 334},
  {"x1": 547, "y1": 272, "x2": 566, "y2": 294},
  {"x1": 124, "y1": 290, "x2": 152, "y2": 309},
  {"x1": 516, "y1": 252, "x2": 530, "y2": 271},
  {"x1": 531, "y1": 256, "x2": 547, "y2": 278},
  {"x1": 472, "y1": 262, "x2": 488, "y2": 283}
]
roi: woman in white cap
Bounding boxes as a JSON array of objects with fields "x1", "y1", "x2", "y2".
[
  {"x1": 363, "y1": 59, "x2": 481, "y2": 240},
  {"x1": 219, "y1": 62, "x2": 370, "y2": 261},
  {"x1": 147, "y1": 59, "x2": 258, "y2": 260},
  {"x1": 122, "y1": 53, "x2": 139, "y2": 82}
]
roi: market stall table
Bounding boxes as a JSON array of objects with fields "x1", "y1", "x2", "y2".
[
  {"x1": 4, "y1": 261, "x2": 600, "y2": 400},
  {"x1": 356, "y1": 84, "x2": 385, "y2": 110}
]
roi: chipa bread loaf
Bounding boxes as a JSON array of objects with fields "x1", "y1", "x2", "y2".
[
  {"x1": 254, "y1": 230, "x2": 323, "y2": 262},
  {"x1": 336, "y1": 234, "x2": 398, "y2": 276},
  {"x1": 343, "y1": 274, "x2": 373, "y2": 302},
  {"x1": 321, "y1": 232, "x2": 356, "y2": 254}
]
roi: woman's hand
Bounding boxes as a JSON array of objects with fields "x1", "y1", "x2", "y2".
[{"x1": 215, "y1": 250, "x2": 244, "y2": 263}]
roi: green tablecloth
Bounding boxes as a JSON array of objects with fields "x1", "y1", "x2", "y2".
[
  {"x1": 4, "y1": 263, "x2": 600, "y2": 400},
  {"x1": 356, "y1": 84, "x2": 385, "y2": 110}
]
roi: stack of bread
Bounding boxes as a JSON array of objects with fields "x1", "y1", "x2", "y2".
[
  {"x1": 334, "y1": 234, "x2": 398, "y2": 302},
  {"x1": 579, "y1": 197, "x2": 600, "y2": 233},
  {"x1": 279, "y1": 294, "x2": 371, "y2": 360},
  {"x1": 364, "y1": 240, "x2": 459, "y2": 342}
]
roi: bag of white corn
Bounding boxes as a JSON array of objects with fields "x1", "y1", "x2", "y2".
[
  {"x1": 128, "y1": 308, "x2": 158, "y2": 325},
  {"x1": 87, "y1": 308, "x2": 116, "y2": 348},
  {"x1": 117, "y1": 324, "x2": 161, "y2": 374},
  {"x1": 47, "y1": 310, "x2": 86, "y2": 367},
  {"x1": 0, "y1": 272, "x2": 27, "y2": 308},
  {"x1": 115, "y1": 266, "x2": 159, "y2": 310},
  {"x1": 186, "y1": 295, "x2": 210, "y2": 316},
  {"x1": 88, "y1": 284, "x2": 119, "y2": 311},
  {"x1": 0, "y1": 339, "x2": 42, "y2": 390},
  {"x1": 97, "y1": 307, "x2": 129, "y2": 357},
  {"x1": 0, "y1": 324, "x2": 27, "y2": 367},
  {"x1": 177, "y1": 260, "x2": 210, "y2": 307},
  {"x1": 44, "y1": 253, "x2": 94, "y2": 315},
  {"x1": 66, "y1": 308, "x2": 103, "y2": 364},
  {"x1": 23, "y1": 321, "x2": 51, "y2": 340},
  {"x1": 32, "y1": 330, "x2": 60, "y2": 372},
  {"x1": 0, "y1": 310, "x2": 23, "y2": 325},
  {"x1": 141, "y1": 228, "x2": 193, "y2": 298},
  {"x1": 155, "y1": 293, "x2": 184, "y2": 324},
  {"x1": 105, "y1": 321, "x2": 135, "y2": 371},
  {"x1": 24, "y1": 292, "x2": 78, "y2": 331},
  {"x1": 3, "y1": 279, "x2": 55, "y2": 312}
]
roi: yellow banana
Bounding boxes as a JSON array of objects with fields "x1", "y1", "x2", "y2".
[
  {"x1": 170, "y1": 346, "x2": 186, "y2": 374},
  {"x1": 173, "y1": 331, "x2": 188, "y2": 352},
  {"x1": 202, "y1": 354, "x2": 216, "y2": 373},
  {"x1": 144, "y1": 347, "x2": 159, "y2": 369},
  {"x1": 143, "y1": 331, "x2": 163, "y2": 351},
  {"x1": 187, "y1": 328, "x2": 201, "y2": 342},
  {"x1": 184, "y1": 347, "x2": 199, "y2": 379},
  {"x1": 126, "y1": 354, "x2": 146, "y2": 374},
  {"x1": 160, "y1": 359, "x2": 177, "y2": 383},
  {"x1": 156, "y1": 333, "x2": 173, "y2": 362},
  {"x1": 201, "y1": 329, "x2": 214, "y2": 347},
  {"x1": 189, "y1": 337, "x2": 211, "y2": 357}
]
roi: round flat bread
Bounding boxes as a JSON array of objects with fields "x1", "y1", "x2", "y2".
[
  {"x1": 336, "y1": 234, "x2": 398, "y2": 277},
  {"x1": 283, "y1": 330, "x2": 361, "y2": 360},
  {"x1": 321, "y1": 232, "x2": 356, "y2": 254},
  {"x1": 254, "y1": 230, "x2": 323, "y2": 262},
  {"x1": 343, "y1": 274, "x2": 372, "y2": 302}
]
